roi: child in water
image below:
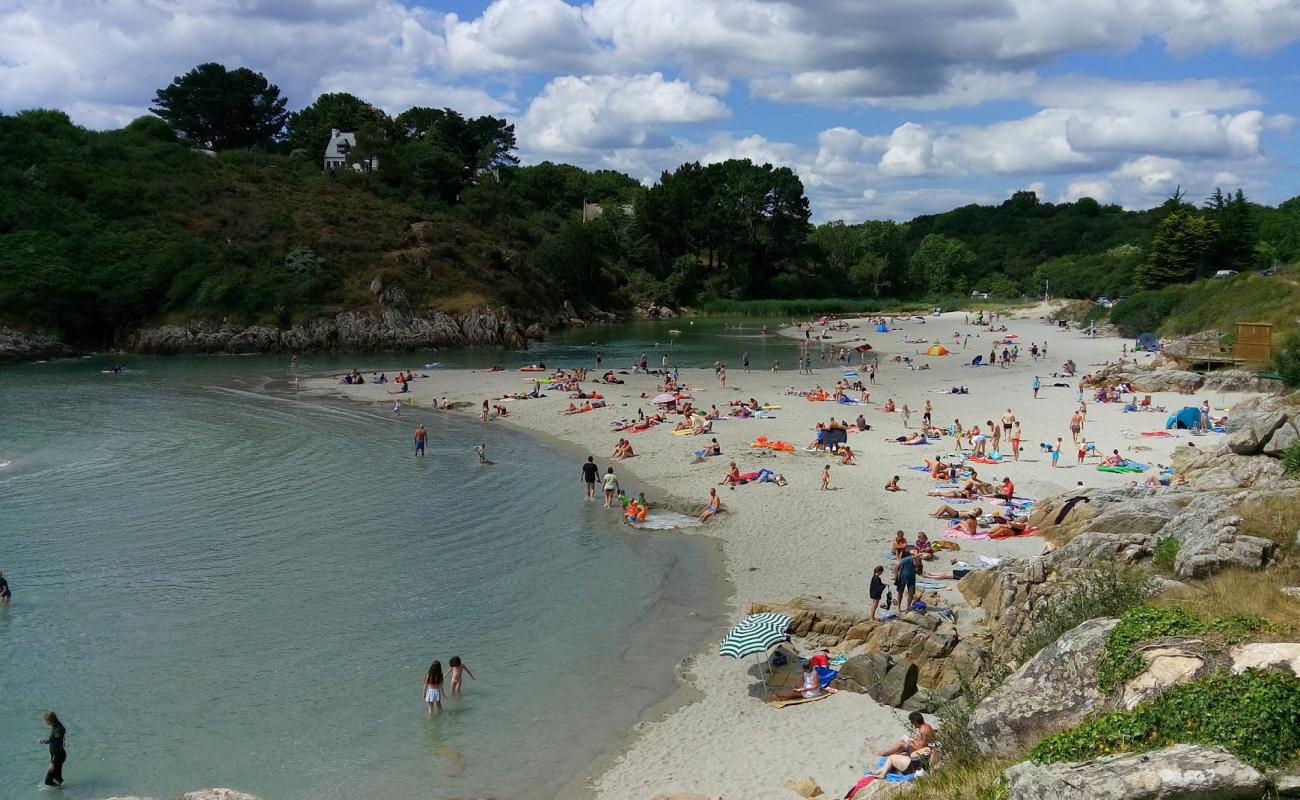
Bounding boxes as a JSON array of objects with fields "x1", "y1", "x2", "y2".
[
  {"x1": 449, "y1": 656, "x2": 475, "y2": 695},
  {"x1": 424, "y1": 661, "x2": 445, "y2": 715}
]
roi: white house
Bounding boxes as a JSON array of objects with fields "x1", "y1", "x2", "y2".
[{"x1": 323, "y1": 129, "x2": 377, "y2": 172}]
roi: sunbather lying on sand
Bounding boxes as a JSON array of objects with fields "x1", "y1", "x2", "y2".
[
  {"x1": 928, "y1": 488, "x2": 971, "y2": 500},
  {"x1": 893, "y1": 432, "x2": 927, "y2": 445}
]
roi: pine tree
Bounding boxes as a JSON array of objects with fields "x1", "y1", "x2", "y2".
[{"x1": 1137, "y1": 211, "x2": 1219, "y2": 288}]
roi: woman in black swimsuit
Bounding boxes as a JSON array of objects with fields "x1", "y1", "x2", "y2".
[{"x1": 40, "y1": 711, "x2": 66, "y2": 786}]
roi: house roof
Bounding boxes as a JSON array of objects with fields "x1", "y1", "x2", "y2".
[{"x1": 324, "y1": 129, "x2": 356, "y2": 161}]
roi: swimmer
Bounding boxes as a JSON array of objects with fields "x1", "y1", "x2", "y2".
[{"x1": 448, "y1": 656, "x2": 476, "y2": 695}]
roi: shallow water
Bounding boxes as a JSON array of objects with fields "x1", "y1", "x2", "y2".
[{"x1": 0, "y1": 356, "x2": 724, "y2": 800}]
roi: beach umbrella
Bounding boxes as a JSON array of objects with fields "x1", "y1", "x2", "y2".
[
  {"x1": 652, "y1": 393, "x2": 676, "y2": 404},
  {"x1": 926, "y1": 344, "x2": 949, "y2": 356},
  {"x1": 719, "y1": 612, "x2": 792, "y2": 659}
]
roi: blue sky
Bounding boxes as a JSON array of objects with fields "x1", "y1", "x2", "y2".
[{"x1": 3, "y1": 0, "x2": 1298, "y2": 220}]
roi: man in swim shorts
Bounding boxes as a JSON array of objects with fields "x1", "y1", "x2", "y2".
[
  {"x1": 414, "y1": 424, "x2": 427, "y2": 456},
  {"x1": 581, "y1": 456, "x2": 598, "y2": 500}
]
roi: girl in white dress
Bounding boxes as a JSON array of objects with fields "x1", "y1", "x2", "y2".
[{"x1": 423, "y1": 661, "x2": 445, "y2": 715}]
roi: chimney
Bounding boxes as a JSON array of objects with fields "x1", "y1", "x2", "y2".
[{"x1": 329, "y1": 128, "x2": 340, "y2": 139}]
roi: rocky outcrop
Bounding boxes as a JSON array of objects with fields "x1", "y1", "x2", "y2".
[
  {"x1": 1231, "y1": 642, "x2": 1300, "y2": 676},
  {"x1": 129, "y1": 306, "x2": 534, "y2": 354},
  {"x1": 1029, "y1": 484, "x2": 1282, "y2": 580},
  {"x1": 1004, "y1": 744, "x2": 1268, "y2": 800},
  {"x1": 968, "y1": 617, "x2": 1118, "y2": 755},
  {"x1": 746, "y1": 597, "x2": 985, "y2": 709},
  {"x1": 784, "y1": 777, "x2": 823, "y2": 798},
  {"x1": 0, "y1": 326, "x2": 74, "y2": 361},
  {"x1": 1226, "y1": 395, "x2": 1298, "y2": 456},
  {"x1": 1081, "y1": 361, "x2": 1286, "y2": 396},
  {"x1": 1118, "y1": 639, "x2": 1213, "y2": 710},
  {"x1": 1172, "y1": 445, "x2": 1287, "y2": 491}
]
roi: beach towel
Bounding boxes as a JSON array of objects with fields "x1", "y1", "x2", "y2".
[
  {"x1": 966, "y1": 456, "x2": 1001, "y2": 464},
  {"x1": 816, "y1": 666, "x2": 839, "y2": 688},
  {"x1": 916, "y1": 580, "x2": 946, "y2": 590},
  {"x1": 767, "y1": 689, "x2": 835, "y2": 709},
  {"x1": 1141, "y1": 431, "x2": 1174, "y2": 437}
]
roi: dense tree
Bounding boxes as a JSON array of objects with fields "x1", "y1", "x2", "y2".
[
  {"x1": 283, "y1": 92, "x2": 389, "y2": 156},
  {"x1": 908, "y1": 234, "x2": 976, "y2": 294},
  {"x1": 1137, "y1": 210, "x2": 1219, "y2": 288},
  {"x1": 150, "y1": 63, "x2": 287, "y2": 149}
]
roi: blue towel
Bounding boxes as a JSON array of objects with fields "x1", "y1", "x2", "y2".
[
  {"x1": 874, "y1": 758, "x2": 919, "y2": 782},
  {"x1": 815, "y1": 666, "x2": 839, "y2": 688}
]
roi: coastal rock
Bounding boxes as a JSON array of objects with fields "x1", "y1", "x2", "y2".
[
  {"x1": 784, "y1": 777, "x2": 824, "y2": 798},
  {"x1": 1118, "y1": 640, "x2": 1211, "y2": 710},
  {"x1": 1230, "y1": 642, "x2": 1300, "y2": 676},
  {"x1": 1265, "y1": 416, "x2": 1300, "y2": 456},
  {"x1": 1172, "y1": 445, "x2": 1287, "y2": 491},
  {"x1": 968, "y1": 617, "x2": 1118, "y2": 755},
  {"x1": 0, "y1": 325, "x2": 74, "y2": 361},
  {"x1": 181, "y1": 790, "x2": 262, "y2": 800},
  {"x1": 1226, "y1": 397, "x2": 1292, "y2": 456},
  {"x1": 875, "y1": 662, "x2": 919, "y2": 708},
  {"x1": 1004, "y1": 744, "x2": 1267, "y2": 800},
  {"x1": 128, "y1": 306, "x2": 534, "y2": 355},
  {"x1": 1277, "y1": 773, "x2": 1300, "y2": 797},
  {"x1": 836, "y1": 652, "x2": 892, "y2": 695}
]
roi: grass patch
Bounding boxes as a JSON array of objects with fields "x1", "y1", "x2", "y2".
[
  {"x1": 894, "y1": 759, "x2": 1014, "y2": 800},
  {"x1": 1029, "y1": 669, "x2": 1300, "y2": 769},
  {"x1": 1155, "y1": 568, "x2": 1300, "y2": 632},
  {"x1": 1283, "y1": 442, "x2": 1300, "y2": 477},
  {"x1": 1234, "y1": 490, "x2": 1300, "y2": 555},
  {"x1": 1152, "y1": 536, "x2": 1179, "y2": 572},
  {"x1": 1096, "y1": 605, "x2": 1272, "y2": 693}
]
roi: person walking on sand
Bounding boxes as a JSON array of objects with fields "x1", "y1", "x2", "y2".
[
  {"x1": 1032, "y1": 375, "x2": 1041, "y2": 399},
  {"x1": 596, "y1": 351, "x2": 602, "y2": 369},
  {"x1": 602, "y1": 467, "x2": 620, "y2": 508},
  {"x1": 719, "y1": 366, "x2": 727, "y2": 388},
  {"x1": 414, "y1": 424, "x2": 428, "y2": 457},
  {"x1": 448, "y1": 656, "x2": 475, "y2": 695},
  {"x1": 424, "y1": 661, "x2": 446, "y2": 715},
  {"x1": 39, "y1": 711, "x2": 66, "y2": 786},
  {"x1": 1051, "y1": 437, "x2": 1063, "y2": 468},
  {"x1": 581, "y1": 456, "x2": 599, "y2": 500},
  {"x1": 742, "y1": 352, "x2": 750, "y2": 372},
  {"x1": 1010, "y1": 421, "x2": 1022, "y2": 462},
  {"x1": 820, "y1": 464, "x2": 831, "y2": 490}
]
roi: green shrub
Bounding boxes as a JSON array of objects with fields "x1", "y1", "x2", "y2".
[
  {"x1": 1096, "y1": 605, "x2": 1271, "y2": 693},
  {"x1": 1108, "y1": 289, "x2": 1183, "y2": 337},
  {"x1": 1030, "y1": 670, "x2": 1300, "y2": 769},
  {"x1": 1275, "y1": 329, "x2": 1300, "y2": 389},
  {"x1": 1152, "y1": 537, "x2": 1179, "y2": 572},
  {"x1": 1284, "y1": 441, "x2": 1300, "y2": 477}
]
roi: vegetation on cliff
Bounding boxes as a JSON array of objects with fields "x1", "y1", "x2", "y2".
[{"x1": 6, "y1": 60, "x2": 1300, "y2": 351}]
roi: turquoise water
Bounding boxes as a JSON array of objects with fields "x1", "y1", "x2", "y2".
[{"x1": 0, "y1": 353, "x2": 725, "y2": 800}]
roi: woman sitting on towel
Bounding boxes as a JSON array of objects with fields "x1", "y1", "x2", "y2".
[
  {"x1": 773, "y1": 662, "x2": 822, "y2": 701},
  {"x1": 1105, "y1": 449, "x2": 1125, "y2": 466},
  {"x1": 952, "y1": 514, "x2": 980, "y2": 536},
  {"x1": 720, "y1": 462, "x2": 742, "y2": 485},
  {"x1": 913, "y1": 532, "x2": 935, "y2": 560},
  {"x1": 874, "y1": 712, "x2": 937, "y2": 779},
  {"x1": 891, "y1": 530, "x2": 909, "y2": 560},
  {"x1": 883, "y1": 399, "x2": 896, "y2": 412}
]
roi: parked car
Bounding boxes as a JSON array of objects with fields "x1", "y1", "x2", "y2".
[
  {"x1": 970, "y1": 290, "x2": 990, "y2": 299},
  {"x1": 1213, "y1": 270, "x2": 1238, "y2": 279}
]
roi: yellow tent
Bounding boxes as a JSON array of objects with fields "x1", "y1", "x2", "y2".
[{"x1": 926, "y1": 344, "x2": 949, "y2": 356}]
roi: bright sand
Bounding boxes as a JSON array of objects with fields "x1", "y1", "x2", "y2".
[{"x1": 304, "y1": 309, "x2": 1256, "y2": 798}]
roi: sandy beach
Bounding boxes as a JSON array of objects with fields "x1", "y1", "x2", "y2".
[{"x1": 303, "y1": 309, "x2": 1259, "y2": 799}]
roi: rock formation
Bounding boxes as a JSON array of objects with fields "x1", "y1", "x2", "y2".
[{"x1": 1004, "y1": 745, "x2": 1267, "y2": 800}]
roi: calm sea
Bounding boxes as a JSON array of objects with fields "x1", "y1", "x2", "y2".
[{"x1": 0, "y1": 328, "x2": 763, "y2": 800}]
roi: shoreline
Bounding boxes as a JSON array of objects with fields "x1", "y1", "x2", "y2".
[{"x1": 302, "y1": 309, "x2": 1262, "y2": 798}]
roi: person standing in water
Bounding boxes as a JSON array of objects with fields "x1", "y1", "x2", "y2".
[
  {"x1": 475, "y1": 443, "x2": 488, "y2": 464},
  {"x1": 0, "y1": 569, "x2": 11, "y2": 604},
  {"x1": 414, "y1": 424, "x2": 428, "y2": 457},
  {"x1": 449, "y1": 656, "x2": 476, "y2": 695},
  {"x1": 481, "y1": 400, "x2": 489, "y2": 423},
  {"x1": 581, "y1": 456, "x2": 599, "y2": 500},
  {"x1": 602, "y1": 467, "x2": 620, "y2": 508},
  {"x1": 423, "y1": 661, "x2": 445, "y2": 714},
  {"x1": 39, "y1": 711, "x2": 66, "y2": 786}
]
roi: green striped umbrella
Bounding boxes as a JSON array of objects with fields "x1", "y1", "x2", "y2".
[{"x1": 718, "y1": 612, "x2": 792, "y2": 659}]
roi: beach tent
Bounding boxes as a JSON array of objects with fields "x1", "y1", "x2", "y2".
[
  {"x1": 1166, "y1": 406, "x2": 1202, "y2": 429},
  {"x1": 1136, "y1": 332, "x2": 1160, "y2": 352},
  {"x1": 876, "y1": 322, "x2": 889, "y2": 333},
  {"x1": 926, "y1": 344, "x2": 949, "y2": 356}
]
